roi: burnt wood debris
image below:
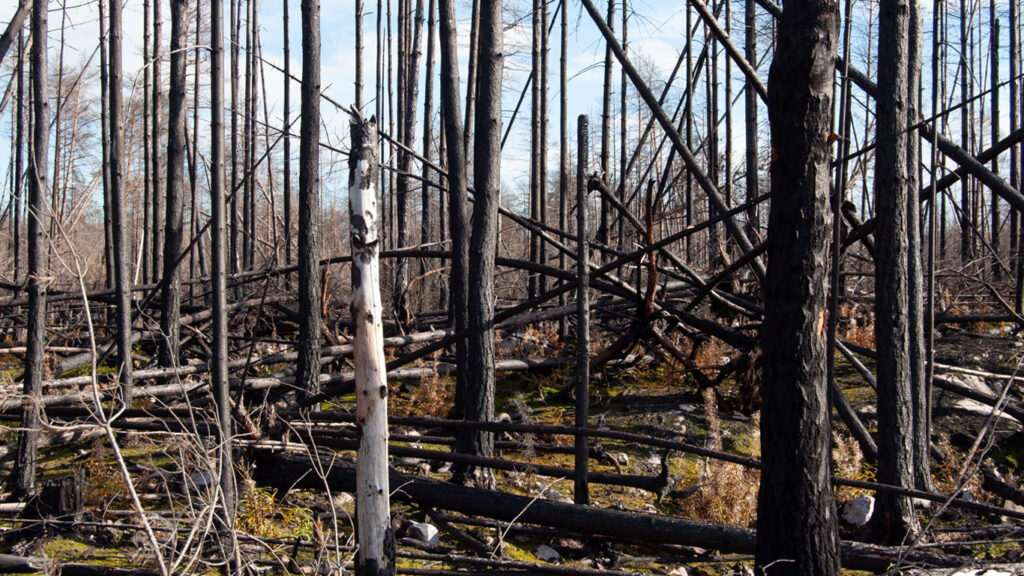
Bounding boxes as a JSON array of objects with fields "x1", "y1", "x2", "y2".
[{"x1": 2, "y1": 0, "x2": 1024, "y2": 574}]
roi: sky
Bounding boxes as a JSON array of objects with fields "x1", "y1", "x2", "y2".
[{"x1": 0, "y1": 0, "x2": 1019, "y2": 221}]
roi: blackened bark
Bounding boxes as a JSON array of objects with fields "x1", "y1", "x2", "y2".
[
  {"x1": 14, "y1": 28, "x2": 24, "y2": 285},
  {"x1": 598, "y1": 0, "x2": 614, "y2": 249},
  {"x1": 210, "y1": 0, "x2": 237, "y2": 515},
  {"x1": 108, "y1": 0, "x2": 134, "y2": 408},
  {"x1": 574, "y1": 115, "x2": 590, "y2": 505},
  {"x1": 744, "y1": 0, "x2": 757, "y2": 237},
  {"x1": 420, "y1": 0, "x2": 436, "y2": 285},
  {"x1": 438, "y1": 0, "x2": 469, "y2": 390},
  {"x1": 453, "y1": 0, "x2": 501, "y2": 488},
  {"x1": 873, "y1": 0, "x2": 919, "y2": 543},
  {"x1": 99, "y1": 0, "x2": 112, "y2": 290},
  {"x1": 755, "y1": 0, "x2": 841, "y2": 574},
  {"x1": 284, "y1": 0, "x2": 292, "y2": 275},
  {"x1": 151, "y1": 0, "x2": 164, "y2": 282},
  {"x1": 297, "y1": 0, "x2": 323, "y2": 404},
  {"x1": 906, "y1": 0, "x2": 931, "y2": 493},
  {"x1": 15, "y1": 0, "x2": 49, "y2": 497},
  {"x1": 160, "y1": 0, "x2": 188, "y2": 367}
]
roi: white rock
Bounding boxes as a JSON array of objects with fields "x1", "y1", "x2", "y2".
[
  {"x1": 612, "y1": 452, "x2": 629, "y2": 466},
  {"x1": 841, "y1": 495, "x2": 875, "y2": 527},
  {"x1": 408, "y1": 521, "x2": 440, "y2": 547},
  {"x1": 332, "y1": 491, "x2": 355, "y2": 508},
  {"x1": 536, "y1": 544, "x2": 560, "y2": 563},
  {"x1": 669, "y1": 568, "x2": 689, "y2": 576}
]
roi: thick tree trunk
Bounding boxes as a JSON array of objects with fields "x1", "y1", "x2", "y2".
[
  {"x1": 873, "y1": 0, "x2": 919, "y2": 543},
  {"x1": 438, "y1": 0, "x2": 469, "y2": 393},
  {"x1": 349, "y1": 118, "x2": 396, "y2": 576},
  {"x1": 453, "y1": 0, "x2": 502, "y2": 488},
  {"x1": 107, "y1": 0, "x2": 134, "y2": 408},
  {"x1": 210, "y1": 0, "x2": 237, "y2": 516},
  {"x1": 160, "y1": 0, "x2": 187, "y2": 367},
  {"x1": 15, "y1": 0, "x2": 48, "y2": 497},
  {"x1": 755, "y1": 0, "x2": 841, "y2": 574},
  {"x1": 297, "y1": 0, "x2": 323, "y2": 404}
]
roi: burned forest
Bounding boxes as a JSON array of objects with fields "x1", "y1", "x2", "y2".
[{"x1": 1, "y1": 0, "x2": 1024, "y2": 574}]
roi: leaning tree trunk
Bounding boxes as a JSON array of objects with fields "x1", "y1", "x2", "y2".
[
  {"x1": 453, "y1": 0, "x2": 502, "y2": 488},
  {"x1": 873, "y1": 0, "x2": 920, "y2": 544},
  {"x1": 438, "y1": 0, "x2": 469, "y2": 387},
  {"x1": 107, "y1": 0, "x2": 134, "y2": 408},
  {"x1": 297, "y1": 0, "x2": 323, "y2": 405},
  {"x1": 160, "y1": 0, "x2": 188, "y2": 367},
  {"x1": 755, "y1": 0, "x2": 841, "y2": 574},
  {"x1": 210, "y1": 0, "x2": 237, "y2": 517},
  {"x1": 15, "y1": 0, "x2": 49, "y2": 497},
  {"x1": 349, "y1": 117, "x2": 396, "y2": 576}
]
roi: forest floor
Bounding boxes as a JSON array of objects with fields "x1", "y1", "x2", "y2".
[{"x1": 1, "y1": 319, "x2": 1023, "y2": 575}]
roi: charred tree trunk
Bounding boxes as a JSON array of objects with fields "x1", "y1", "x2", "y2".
[
  {"x1": 160, "y1": 0, "x2": 188, "y2": 367},
  {"x1": 297, "y1": 0, "x2": 323, "y2": 404},
  {"x1": 13, "y1": 28, "x2": 24, "y2": 285},
  {"x1": 349, "y1": 118, "x2": 397, "y2": 576},
  {"x1": 755, "y1": 0, "x2": 841, "y2": 574},
  {"x1": 598, "y1": 0, "x2": 614, "y2": 249},
  {"x1": 283, "y1": 0, "x2": 292, "y2": 278},
  {"x1": 15, "y1": 0, "x2": 49, "y2": 497},
  {"x1": 151, "y1": 0, "x2": 164, "y2": 283},
  {"x1": 143, "y1": 0, "x2": 152, "y2": 283},
  {"x1": 453, "y1": 0, "x2": 502, "y2": 488},
  {"x1": 575, "y1": 114, "x2": 590, "y2": 506},
  {"x1": 438, "y1": 0, "x2": 469, "y2": 390},
  {"x1": 210, "y1": 0, "x2": 237, "y2": 517},
  {"x1": 744, "y1": 0, "x2": 757, "y2": 238},
  {"x1": 873, "y1": 0, "x2": 920, "y2": 543},
  {"x1": 420, "y1": 0, "x2": 436, "y2": 288},
  {"x1": 107, "y1": 0, "x2": 134, "y2": 408}
]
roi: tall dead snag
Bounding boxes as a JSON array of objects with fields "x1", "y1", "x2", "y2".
[
  {"x1": 349, "y1": 117, "x2": 396, "y2": 576},
  {"x1": 438, "y1": 0, "x2": 469, "y2": 384},
  {"x1": 744, "y1": 0, "x2": 758, "y2": 237},
  {"x1": 453, "y1": 0, "x2": 502, "y2": 488},
  {"x1": 210, "y1": 0, "x2": 237, "y2": 515},
  {"x1": 160, "y1": 0, "x2": 188, "y2": 367},
  {"x1": 151, "y1": 0, "x2": 164, "y2": 282},
  {"x1": 755, "y1": 0, "x2": 841, "y2": 573},
  {"x1": 297, "y1": 0, "x2": 323, "y2": 405},
  {"x1": 15, "y1": 0, "x2": 49, "y2": 497},
  {"x1": 872, "y1": 0, "x2": 919, "y2": 543},
  {"x1": 574, "y1": 115, "x2": 590, "y2": 506},
  {"x1": 283, "y1": 0, "x2": 292, "y2": 277},
  {"x1": 108, "y1": 0, "x2": 134, "y2": 407},
  {"x1": 907, "y1": 0, "x2": 931, "y2": 493}
]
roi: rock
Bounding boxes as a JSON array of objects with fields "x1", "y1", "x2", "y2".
[
  {"x1": 536, "y1": 544, "x2": 560, "y2": 563},
  {"x1": 841, "y1": 494, "x2": 874, "y2": 527},
  {"x1": 1002, "y1": 500, "x2": 1024, "y2": 523},
  {"x1": 669, "y1": 567, "x2": 689, "y2": 576},
  {"x1": 612, "y1": 452, "x2": 629, "y2": 466},
  {"x1": 416, "y1": 462, "x2": 432, "y2": 476},
  {"x1": 332, "y1": 492, "x2": 354, "y2": 508},
  {"x1": 408, "y1": 521, "x2": 440, "y2": 547}
]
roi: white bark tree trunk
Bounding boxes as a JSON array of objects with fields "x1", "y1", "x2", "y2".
[{"x1": 349, "y1": 117, "x2": 395, "y2": 576}]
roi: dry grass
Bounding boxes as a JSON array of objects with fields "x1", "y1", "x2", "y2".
[
  {"x1": 407, "y1": 374, "x2": 454, "y2": 418},
  {"x1": 673, "y1": 392, "x2": 759, "y2": 527}
]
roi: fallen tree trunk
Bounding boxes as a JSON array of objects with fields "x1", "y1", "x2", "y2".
[{"x1": 247, "y1": 447, "x2": 963, "y2": 572}]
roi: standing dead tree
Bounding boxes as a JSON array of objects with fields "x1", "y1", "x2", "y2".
[
  {"x1": 14, "y1": 0, "x2": 49, "y2": 497},
  {"x1": 349, "y1": 117, "x2": 396, "y2": 576},
  {"x1": 756, "y1": 0, "x2": 842, "y2": 574}
]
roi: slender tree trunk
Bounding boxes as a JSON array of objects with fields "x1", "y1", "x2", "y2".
[
  {"x1": 143, "y1": 0, "x2": 152, "y2": 284},
  {"x1": 454, "y1": 0, "x2": 502, "y2": 488},
  {"x1": 420, "y1": 0, "x2": 436, "y2": 289},
  {"x1": 617, "y1": 0, "x2": 627, "y2": 252},
  {"x1": 297, "y1": 0, "x2": 323, "y2": 404},
  {"x1": 152, "y1": 0, "x2": 164, "y2": 282},
  {"x1": 990, "y1": 0, "x2": 1000, "y2": 279},
  {"x1": 283, "y1": 0, "x2": 292, "y2": 277},
  {"x1": 49, "y1": 7, "x2": 64, "y2": 245},
  {"x1": 438, "y1": 0, "x2": 469, "y2": 401},
  {"x1": 349, "y1": 117, "x2": 396, "y2": 576},
  {"x1": 558, "y1": 0, "x2": 568, "y2": 341},
  {"x1": 756, "y1": 0, "x2": 841, "y2": 573},
  {"x1": 395, "y1": 0, "x2": 424, "y2": 327},
  {"x1": 100, "y1": 2, "x2": 113, "y2": 290},
  {"x1": 744, "y1": 0, "x2": 757, "y2": 238},
  {"x1": 529, "y1": 0, "x2": 540, "y2": 300},
  {"x1": 574, "y1": 114, "x2": 590, "y2": 506},
  {"x1": 959, "y1": 0, "x2": 971, "y2": 265},
  {"x1": 13, "y1": 28, "x2": 23, "y2": 285},
  {"x1": 463, "y1": 0, "x2": 479, "y2": 152},
  {"x1": 210, "y1": 0, "x2": 238, "y2": 520},
  {"x1": 355, "y1": 0, "x2": 364, "y2": 111},
  {"x1": 15, "y1": 0, "x2": 49, "y2": 497},
  {"x1": 538, "y1": 0, "x2": 549, "y2": 294},
  {"x1": 907, "y1": 0, "x2": 931, "y2": 494},
  {"x1": 598, "y1": 0, "x2": 614, "y2": 249},
  {"x1": 1012, "y1": 0, "x2": 1020, "y2": 298},
  {"x1": 160, "y1": 0, "x2": 188, "y2": 367},
  {"x1": 231, "y1": 0, "x2": 241, "y2": 273},
  {"x1": 189, "y1": 1, "x2": 201, "y2": 299},
  {"x1": 873, "y1": 0, "x2": 920, "y2": 543}
]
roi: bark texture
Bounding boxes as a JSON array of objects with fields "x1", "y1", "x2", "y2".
[{"x1": 755, "y1": 0, "x2": 841, "y2": 574}]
